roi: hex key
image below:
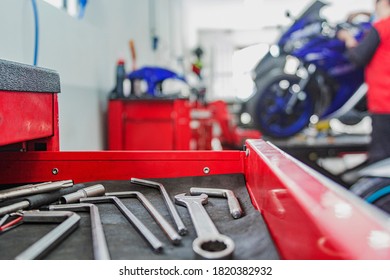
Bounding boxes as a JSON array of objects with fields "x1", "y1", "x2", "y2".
[
  {"x1": 106, "y1": 191, "x2": 181, "y2": 245},
  {"x1": 14, "y1": 211, "x2": 80, "y2": 260},
  {"x1": 49, "y1": 203, "x2": 110, "y2": 260},
  {"x1": 190, "y1": 187, "x2": 243, "y2": 219},
  {"x1": 130, "y1": 178, "x2": 188, "y2": 235},
  {"x1": 81, "y1": 196, "x2": 163, "y2": 253}
]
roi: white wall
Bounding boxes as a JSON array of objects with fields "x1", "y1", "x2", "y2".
[
  {"x1": 182, "y1": 0, "x2": 374, "y2": 49},
  {"x1": 0, "y1": 0, "x2": 182, "y2": 151}
]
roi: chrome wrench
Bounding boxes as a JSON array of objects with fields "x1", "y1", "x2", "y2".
[{"x1": 175, "y1": 193, "x2": 235, "y2": 259}]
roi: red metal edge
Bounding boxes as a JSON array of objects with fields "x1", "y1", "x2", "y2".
[
  {"x1": 107, "y1": 100, "x2": 124, "y2": 150},
  {"x1": 0, "y1": 150, "x2": 245, "y2": 185},
  {"x1": 245, "y1": 139, "x2": 390, "y2": 260}
]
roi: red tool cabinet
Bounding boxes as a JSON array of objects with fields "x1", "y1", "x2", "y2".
[
  {"x1": 1, "y1": 59, "x2": 390, "y2": 259},
  {"x1": 107, "y1": 97, "x2": 260, "y2": 151},
  {"x1": 108, "y1": 98, "x2": 193, "y2": 150}
]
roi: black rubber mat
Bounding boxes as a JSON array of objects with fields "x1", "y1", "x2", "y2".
[
  {"x1": 0, "y1": 59, "x2": 60, "y2": 93},
  {"x1": 0, "y1": 174, "x2": 279, "y2": 260}
]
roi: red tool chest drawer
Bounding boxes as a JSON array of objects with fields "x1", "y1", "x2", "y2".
[
  {"x1": 0, "y1": 91, "x2": 55, "y2": 147},
  {"x1": 0, "y1": 59, "x2": 60, "y2": 151},
  {"x1": 2, "y1": 141, "x2": 390, "y2": 259}
]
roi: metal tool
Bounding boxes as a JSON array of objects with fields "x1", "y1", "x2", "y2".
[
  {"x1": 0, "y1": 181, "x2": 52, "y2": 195},
  {"x1": 14, "y1": 211, "x2": 81, "y2": 260},
  {"x1": 175, "y1": 193, "x2": 235, "y2": 259},
  {"x1": 130, "y1": 178, "x2": 187, "y2": 235},
  {"x1": 106, "y1": 191, "x2": 181, "y2": 245},
  {"x1": 0, "y1": 180, "x2": 73, "y2": 202},
  {"x1": 0, "y1": 184, "x2": 95, "y2": 216},
  {"x1": 0, "y1": 215, "x2": 23, "y2": 233},
  {"x1": 190, "y1": 187, "x2": 243, "y2": 219},
  {"x1": 81, "y1": 196, "x2": 163, "y2": 253},
  {"x1": 59, "y1": 184, "x2": 106, "y2": 204},
  {"x1": 0, "y1": 201, "x2": 31, "y2": 216},
  {"x1": 49, "y1": 203, "x2": 110, "y2": 260},
  {"x1": 0, "y1": 214, "x2": 10, "y2": 227}
]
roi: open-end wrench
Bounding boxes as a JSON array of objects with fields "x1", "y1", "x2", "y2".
[
  {"x1": 106, "y1": 191, "x2": 181, "y2": 245},
  {"x1": 130, "y1": 178, "x2": 188, "y2": 235},
  {"x1": 81, "y1": 196, "x2": 163, "y2": 253},
  {"x1": 49, "y1": 203, "x2": 110, "y2": 260},
  {"x1": 190, "y1": 187, "x2": 243, "y2": 219},
  {"x1": 175, "y1": 193, "x2": 235, "y2": 259}
]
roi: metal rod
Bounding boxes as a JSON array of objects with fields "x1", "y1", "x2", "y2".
[
  {"x1": 0, "y1": 181, "x2": 52, "y2": 195},
  {"x1": 0, "y1": 201, "x2": 30, "y2": 216},
  {"x1": 130, "y1": 178, "x2": 187, "y2": 235},
  {"x1": 81, "y1": 196, "x2": 163, "y2": 253},
  {"x1": 49, "y1": 203, "x2": 110, "y2": 260},
  {"x1": 59, "y1": 184, "x2": 106, "y2": 204},
  {"x1": 190, "y1": 187, "x2": 243, "y2": 219},
  {"x1": 0, "y1": 216, "x2": 23, "y2": 232},
  {"x1": 106, "y1": 191, "x2": 181, "y2": 245},
  {"x1": 0, "y1": 184, "x2": 101, "y2": 217},
  {"x1": 0, "y1": 214, "x2": 10, "y2": 227},
  {"x1": 0, "y1": 180, "x2": 73, "y2": 202},
  {"x1": 15, "y1": 211, "x2": 80, "y2": 260}
]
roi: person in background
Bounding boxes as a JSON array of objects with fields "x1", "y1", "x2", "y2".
[{"x1": 338, "y1": 0, "x2": 390, "y2": 164}]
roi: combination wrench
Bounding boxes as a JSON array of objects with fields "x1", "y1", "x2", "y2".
[{"x1": 175, "y1": 193, "x2": 235, "y2": 259}]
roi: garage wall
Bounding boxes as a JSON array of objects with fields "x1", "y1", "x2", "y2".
[
  {"x1": 182, "y1": 0, "x2": 373, "y2": 50},
  {"x1": 0, "y1": 0, "x2": 180, "y2": 151}
]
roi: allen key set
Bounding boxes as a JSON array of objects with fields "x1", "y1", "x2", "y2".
[{"x1": 0, "y1": 175, "x2": 259, "y2": 260}]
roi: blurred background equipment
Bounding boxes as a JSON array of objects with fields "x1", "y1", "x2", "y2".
[{"x1": 244, "y1": 0, "x2": 371, "y2": 139}]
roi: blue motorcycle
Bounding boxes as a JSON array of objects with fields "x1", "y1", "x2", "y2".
[{"x1": 246, "y1": 0, "x2": 371, "y2": 138}]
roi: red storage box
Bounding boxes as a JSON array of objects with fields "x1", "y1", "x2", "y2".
[
  {"x1": 1, "y1": 59, "x2": 390, "y2": 260},
  {"x1": 108, "y1": 98, "x2": 192, "y2": 150}
]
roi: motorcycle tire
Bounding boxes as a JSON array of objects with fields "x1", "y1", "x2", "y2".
[
  {"x1": 350, "y1": 177, "x2": 390, "y2": 214},
  {"x1": 251, "y1": 71, "x2": 315, "y2": 139}
]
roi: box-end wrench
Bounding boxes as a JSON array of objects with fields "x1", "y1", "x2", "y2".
[
  {"x1": 130, "y1": 178, "x2": 188, "y2": 236},
  {"x1": 49, "y1": 203, "x2": 110, "y2": 260},
  {"x1": 175, "y1": 193, "x2": 235, "y2": 259},
  {"x1": 81, "y1": 196, "x2": 164, "y2": 253},
  {"x1": 106, "y1": 191, "x2": 181, "y2": 245},
  {"x1": 189, "y1": 187, "x2": 243, "y2": 219}
]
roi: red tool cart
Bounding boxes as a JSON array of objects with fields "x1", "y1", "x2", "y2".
[
  {"x1": 1, "y1": 59, "x2": 390, "y2": 260},
  {"x1": 107, "y1": 95, "x2": 261, "y2": 151}
]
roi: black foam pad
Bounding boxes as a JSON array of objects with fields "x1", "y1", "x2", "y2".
[{"x1": 0, "y1": 59, "x2": 61, "y2": 93}]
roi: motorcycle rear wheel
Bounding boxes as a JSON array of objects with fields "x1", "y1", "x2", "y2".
[
  {"x1": 253, "y1": 72, "x2": 315, "y2": 138},
  {"x1": 350, "y1": 177, "x2": 390, "y2": 214}
]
